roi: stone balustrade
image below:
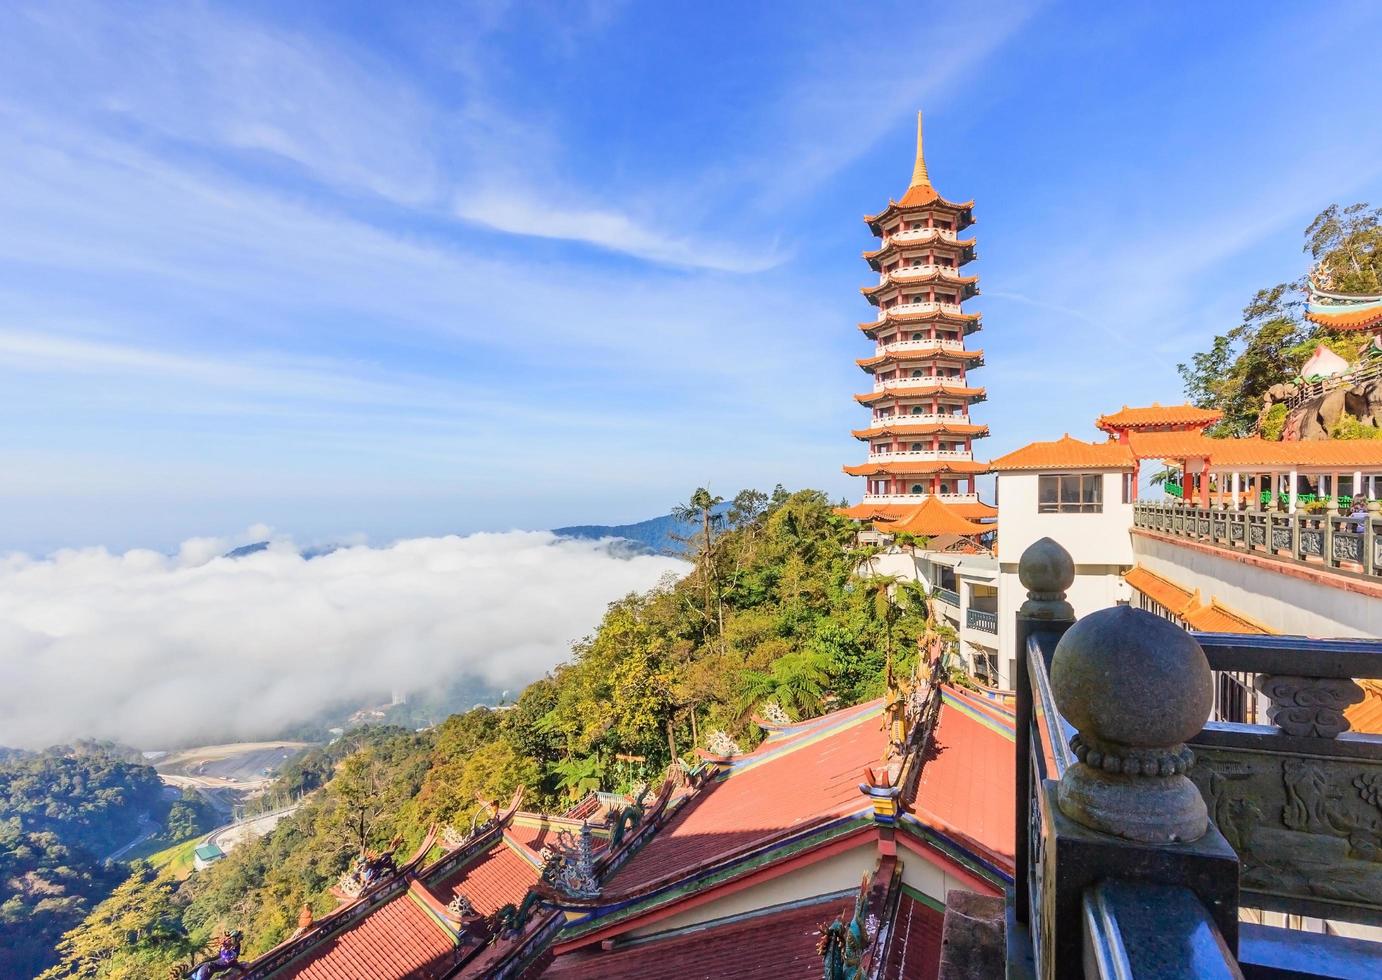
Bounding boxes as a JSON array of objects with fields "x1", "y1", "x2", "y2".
[
  {"x1": 1133, "y1": 501, "x2": 1382, "y2": 578},
  {"x1": 1009, "y1": 536, "x2": 1382, "y2": 979}
]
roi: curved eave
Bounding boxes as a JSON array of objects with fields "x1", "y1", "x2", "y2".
[
  {"x1": 852, "y1": 424, "x2": 990, "y2": 440},
  {"x1": 863, "y1": 241, "x2": 977, "y2": 270},
  {"x1": 843, "y1": 460, "x2": 991, "y2": 477},
  {"x1": 855, "y1": 385, "x2": 987, "y2": 404},
  {"x1": 860, "y1": 273, "x2": 980, "y2": 298},
  {"x1": 856, "y1": 348, "x2": 985, "y2": 369},
  {"x1": 863, "y1": 196, "x2": 976, "y2": 234},
  {"x1": 1305, "y1": 302, "x2": 1382, "y2": 332}
]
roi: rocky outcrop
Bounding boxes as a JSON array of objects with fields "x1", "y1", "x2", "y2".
[{"x1": 1267, "y1": 377, "x2": 1382, "y2": 440}]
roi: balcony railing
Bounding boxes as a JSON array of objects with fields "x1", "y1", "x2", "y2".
[
  {"x1": 874, "y1": 338, "x2": 966, "y2": 354},
  {"x1": 867, "y1": 449, "x2": 972, "y2": 461},
  {"x1": 878, "y1": 264, "x2": 964, "y2": 284},
  {"x1": 870, "y1": 412, "x2": 969, "y2": 427},
  {"x1": 934, "y1": 587, "x2": 961, "y2": 608},
  {"x1": 872, "y1": 376, "x2": 968, "y2": 392},
  {"x1": 1008, "y1": 538, "x2": 1382, "y2": 979},
  {"x1": 861, "y1": 492, "x2": 979, "y2": 505},
  {"x1": 1133, "y1": 501, "x2": 1381, "y2": 579},
  {"x1": 875, "y1": 301, "x2": 963, "y2": 320},
  {"x1": 885, "y1": 227, "x2": 958, "y2": 245},
  {"x1": 966, "y1": 608, "x2": 998, "y2": 633}
]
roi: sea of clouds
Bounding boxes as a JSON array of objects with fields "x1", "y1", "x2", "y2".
[{"x1": 0, "y1": 529, "x2": 688, "y2": 749}]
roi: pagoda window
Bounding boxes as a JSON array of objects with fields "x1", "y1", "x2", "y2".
[
  {"x1": 910, "y1": 332, "x2": 923, "y2": 341},
  {"x1": 910, "y1": 442, "x2": 924, "y2": 451},
  {"x1": 1038, "y1": 474, "x2": 1103, "y2": 514},
  {"x1": 874, "y1": 443, "x2": 889, "y2": 454},
  {"x1": 910, "y1": 484, "x2": 925, "y2": 494},
  {"x1": 911, "y1": 369, "x2": 925, "y2": 377},
  {"x1": 910, "y1": 406, "x2": 926, "y2": 415}
]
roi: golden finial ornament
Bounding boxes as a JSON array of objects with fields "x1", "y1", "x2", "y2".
[{"x1": 909, "y1": 111, "x2": 930, "y2": 188}]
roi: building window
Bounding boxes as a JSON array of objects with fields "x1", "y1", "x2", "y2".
[
  {"x1": 910, "y1": 442, "x2": 924, "y2": 451},
  {"x1": 910, "y1": 484, "x2": 925, "y2": 494},
  {"x1": 1122, "y1": 471, "x2": 1133, "y2": 504},
  {"x1": 1038, "y1": 474, "x2": 1103, "y2": 513}
]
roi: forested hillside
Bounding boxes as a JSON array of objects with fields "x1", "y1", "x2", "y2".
[
  {"x1": 38, "y1": 487, "x2": 947, "y2": 978},
  {"x1": 0, "y1": 747, "x2": 168, "y2": 978}
]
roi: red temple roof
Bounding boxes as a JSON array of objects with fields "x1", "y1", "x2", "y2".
[
  {"x1": 280, "y1": 890, "x2": 457, "y2": 980},
  {"x1": 604, "y1": 700, "x2": 885, "y2": 893},
  {"x1": 910, "y1": 688, "x2": 1017, "y2": 872},
  {"x1": 432, "y1": 837, "x2": 540, "y2": 916},
  {"x1": 541, "y1": 893, "x2": 852, "y2": 979},
  {"x1": 879, "y1": 892, "x2": 944, "y2": 980}
]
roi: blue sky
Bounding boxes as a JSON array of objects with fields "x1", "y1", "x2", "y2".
[{"x1": 4, "y1": 0, "x2": 1382, "y2": 553}]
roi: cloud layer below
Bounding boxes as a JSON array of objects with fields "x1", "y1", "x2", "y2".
[{"x1": 0, "y1": 530, "x2": 687, "y2": 749}]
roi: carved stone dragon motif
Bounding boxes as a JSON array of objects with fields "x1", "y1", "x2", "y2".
[{"x1": 541, "y1": 823, "x2": 600, "y2": 899}]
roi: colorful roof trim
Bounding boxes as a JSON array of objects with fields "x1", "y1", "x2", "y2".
[{"x1": 1305, "y1": 297, "x2": 1382, "y2": 332}]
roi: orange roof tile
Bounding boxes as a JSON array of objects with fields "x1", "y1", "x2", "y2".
[
  {"x1": 837, "y1": 501, "x2": 998, "y2": 521},
  {"x1": 988, "y1": 435, "x2": 1133, "y2": 471},
  {"x1": 1095, "y1": 403, "x2": 1223, "y2": 432},
  {"x1": 843, "y1": 459, "x2": 990, "y2": 477},
  {"x1": 855, "y1": 385, "x2": 985, "y2": 404},
  {"x1": 880, "y1": 892, "x2": 944, "y2": 980},
  {"x1": 856, "y1": 348, "x2": 984, "y2": 369},
  {"x1": 1182, "y1": 599, "x2": 1276, "y2": 635},
  {"x1": 1126, "y1": 430, "x2": 1382, "y2": 467},
  {"x1": 1123, "y1": 566, "x2": 1197, "y2": 617},
  {"x1": 875, "y1": 496, "x2": 990, "y2": 536},
  {"x1": 1346, "y1": 680, "x2": 1382, "y2": 736},
  {"x1": 852, "y1": 423, "x2": 990, "y2": 440}
]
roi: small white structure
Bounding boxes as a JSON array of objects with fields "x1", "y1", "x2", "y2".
[{"x1": 990, "y1": 435, "x2": 1136, "y2": 687}]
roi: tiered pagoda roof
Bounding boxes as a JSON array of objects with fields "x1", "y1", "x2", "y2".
[
  {"x1": 838, "y1": 500, "x2": 999, "y2": 521},
  {"x1": 874, "y1": 495, "x2": 992, "y2": 537},
  {"x1": 844, "y1": 112, "x2": 994, "y2": 521},
  {"x1": 1305, "y1": 278, "x2": 1382, "y2": 333},
  {"x1": 1095, "y1": 403, "x2": 1223, "y2": 434}
]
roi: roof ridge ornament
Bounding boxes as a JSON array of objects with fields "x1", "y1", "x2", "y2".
[{"x1": 910, "y1": 111, "x2": 930, "y2": 189}]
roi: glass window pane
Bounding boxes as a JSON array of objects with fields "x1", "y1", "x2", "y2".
[{"x1": 1060, "y1": 476, "x2": 1081, "y2": 505}]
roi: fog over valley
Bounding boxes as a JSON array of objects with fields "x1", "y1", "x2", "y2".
[{"x1": 0, "y1": 529, "x2": 688, "y2": 748}]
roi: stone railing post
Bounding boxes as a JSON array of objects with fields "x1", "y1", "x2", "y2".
[
  {"x1": 1013, "y1": 538, "x2": 1075, "y2": 931},
  {"x1": 1050, "y1": 607, "x2": 1211, "y2": 843},
  {"x1": 1032, "y1": 605, "x2": 1240, "y2": 976}
]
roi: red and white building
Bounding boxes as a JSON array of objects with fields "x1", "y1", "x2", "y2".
[{"x1": 841, "y1": 114, "x2": 994, "y2": 522}]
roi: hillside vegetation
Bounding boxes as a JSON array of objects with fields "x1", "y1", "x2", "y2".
[
  {"x1": 1178, "y1": 202, "x2": 1381, "y2": 436},
  {"x1": 38, "y1": 487, "x2": 945, "y2": 978}
]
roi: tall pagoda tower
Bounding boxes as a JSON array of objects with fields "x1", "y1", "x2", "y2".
[{"x1": 842, "y1": 113, "x2": 994, "y2": 520}]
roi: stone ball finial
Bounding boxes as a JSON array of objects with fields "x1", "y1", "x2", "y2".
[
  {"x1": 1050, "y1": 606, "x2": 1212, "y2": 843},
  {"x1": 1017, "y1": 537, "x2": 1075, "y2": 621}
]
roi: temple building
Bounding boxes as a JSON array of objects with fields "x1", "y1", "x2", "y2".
[
  {"x1": 840, "y1": 113, "x2": 994, "y2": 524},
  {"x1": 232, "y1": 672, "x2": 1016, "y2": 979}
]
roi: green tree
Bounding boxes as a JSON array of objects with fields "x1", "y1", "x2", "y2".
[{"x1": 672, "y1": 487, "x2": 726, "y2": 644}]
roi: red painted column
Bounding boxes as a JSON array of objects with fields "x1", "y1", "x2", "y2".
[{"x1": 1200, "y1": 460, "x2": 1211, "y2": 508}]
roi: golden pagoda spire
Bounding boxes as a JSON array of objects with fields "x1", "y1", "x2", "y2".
[{"x1": 909, "y1": 111, "x2": 930, "y2": 189}]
